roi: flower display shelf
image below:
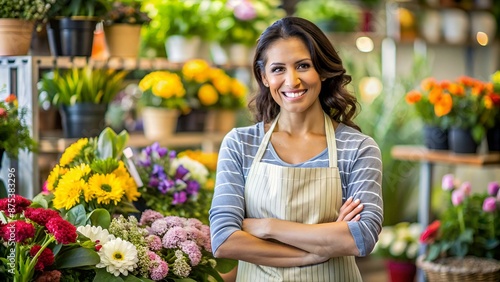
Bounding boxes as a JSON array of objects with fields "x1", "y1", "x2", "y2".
[{"x1": 417, "y1": 256, "x2": 500, "y2": 282}]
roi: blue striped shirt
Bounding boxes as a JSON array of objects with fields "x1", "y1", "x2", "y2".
[{"x1": 209, "y1": 121, "x2": 383, "y2": 257}]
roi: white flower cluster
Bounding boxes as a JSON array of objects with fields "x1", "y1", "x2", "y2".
[
  {"x1": 374, "y1": 222, "x2": 421, "y2": 261},
  {"x1": 171, "y1": 156, "x2": 209, "y2": 185}
]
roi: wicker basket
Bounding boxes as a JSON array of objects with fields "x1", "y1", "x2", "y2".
[{"x1": 417, "y1": 255, "x2": 500, "y2": 282}]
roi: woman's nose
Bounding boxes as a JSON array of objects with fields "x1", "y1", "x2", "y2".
[{"x1": 285, "y1": 71, "x2": 300, "y2": 87}]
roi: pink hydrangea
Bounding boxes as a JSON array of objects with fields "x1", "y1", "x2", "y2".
[
  {"x1": 162, "y1": 226, "x2": 188, "y2": 248},
  {"x1": 140, "y1": 209, "x2": 163, "y2": 226},
  {"x1": 180, "y1": 240, "x2": 202, "y2": 266},
  {"x1": 146, "y1": 235, "x2": 163, "y2": 251},
  {"x1": 186, "y1": 218, "x2": 203, "y2": 229},
  {"x1": 45, "y1": 217, "x2": 77, "y2": 244},
  {"x1": 150, "y1": 259, "x2": 169, "y2": 281}
]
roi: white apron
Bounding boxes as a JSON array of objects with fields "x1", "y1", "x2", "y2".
[{"x1": 237, "y1": 112, "x2": 362, "y2": 282}]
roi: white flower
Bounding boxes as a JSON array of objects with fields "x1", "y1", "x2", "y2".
[
  {"x1": 96, "y1": 238, "x2": 138, "y2": 276},
  {"x1": 378, "y1": 227, "x2": 395, "y2": 248},
  {"x1": 171, "y1": 156, "x2": 209, "y2": 185},
  {"x1": 406, "y1": 242, "x2": 419, "y2": 259},
  {"x1": 77, "y1": 225, "x2": 116, "y2": 245},
  {"x1": 389, "y1": 240, "x2": 406, "y2": 256}
]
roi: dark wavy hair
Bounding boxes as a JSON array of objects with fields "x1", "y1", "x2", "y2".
[{"x1": 248, "y1": 16, "x2": 361, "y2": 131}]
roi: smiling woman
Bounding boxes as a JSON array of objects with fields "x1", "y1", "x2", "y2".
[{"x1": 209, "y1": 16, "x2": 383, "y2": 281}]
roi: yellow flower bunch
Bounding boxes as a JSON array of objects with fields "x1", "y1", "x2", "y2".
[
  {"x1": 181, "y1": 59, "x2": 248, "y2": 110},
  {"x1": 138, "y1": 71, "x2": 189, "y2": 111},
  {"x1": 45, "y1": 128, "x2": 140, "y2": 214}
]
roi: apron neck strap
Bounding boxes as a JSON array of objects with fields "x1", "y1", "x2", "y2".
[{"x1": 253, "y1": 112, "x2": 337, "y2": 167}]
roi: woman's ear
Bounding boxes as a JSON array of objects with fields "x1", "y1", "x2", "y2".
[{"x1": 262, "y1": 75, "x2": 269, "y2": 87}]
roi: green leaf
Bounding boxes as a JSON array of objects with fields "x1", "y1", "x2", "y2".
[
  {"x1": 66, "y1": 204, "x2": 88, "y2": 226},
  {"x1": 87, "y1": 208, "x2": 111, "y2": 229},
  {"x1": 426, "y1": 244, "x2": 441, "y2": 261},
  {"x1": 93, "y1": 268, "x2": 124, "y2": 282},
  {"x1": 56, "y1": 247, "x2": 100, "y2": 268},
  {"x1": 97, "y1": 127, "x2": 117, "y2": 159},
  {"x1": 31, "y1": 193, "x2": 50, "y2": 208},
  {"x1": 214, "y1": 258, "x2": 238, "y2": 274}
]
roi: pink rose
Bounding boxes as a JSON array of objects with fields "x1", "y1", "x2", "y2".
[
  {"x1": 451, "y1": 189, "x2": 465, "y2": 206},
  {"x1": 482, "y1": 197, "x2": 497, "y2": 213},
  {"x1": 459, "y1": 181, "x2": 472, "y2": 196},
  {"x1": 441, "y1": 174, "x2": 455, "y2": 191},
  {"x1": 487, "y1": 181, "x2": 500, "y2": 197}
]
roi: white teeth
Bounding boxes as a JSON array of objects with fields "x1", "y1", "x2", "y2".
[{"x1": 283, "y1": 90, "x2": 306, "y2": 98}]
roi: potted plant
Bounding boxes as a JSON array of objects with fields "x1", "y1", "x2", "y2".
[
  {"x1": 405, "y1": 77, "x2": 454, "y2": 150},
  {"x1": 46, "y1": 0, "x2": 110, "y2": 56},
  {"x1": 0, "y1": 0, "x2": 58, "y2": 55},
  {"x1": 216, "y1": 0, "x2": 285, "y2": 66},
  {"x1": 104, "y1": 0, "x2": 151, "y2": 58},
  {"x1": 487, "y1": 71, "x2": 500, "y2": 152},
  {"x1": 37, "y1": 66, "x2": 129, "y2": 138},
  {"x1": 373, "y1": 222, "x2": 421, "y2": 282},
  {"x1": 180, "y1": 59, "x2": 248, "y2": 133},
  {"x1": 294, "y1": 0, "x2": 361, "y2": 33},
  {"x1": 417, "y1": 174, "x2": 500, "y2": 281},
  {"x1": 137, "y1": 69, "x2": 188, "y2": 139}
]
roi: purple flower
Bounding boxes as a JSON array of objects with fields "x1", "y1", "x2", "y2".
[
  {"x1": 180, "y1": 240, "x2": 202, "y2": 266},
  {"x1": 146, "y1": 235, "x2": 163, "y2": 251},
  {"x1": 459, "y1": 181, "x2": 472, "y2": 196},
  {"x1": 487, "y1": 181, "x2": 500, "y2": 196},
  {"x1": 157, "y1": 147, "x2": 168, "y2": 158},
  {"x1": 139, "y1": 209, "x2": 163, "y2": 226},
  {"x1": 185, "y1": 180, "x2": 200, "y2": 195},
  {"x1": 150, "y1": 259, "x2": 168, "y2": 281},
  {"x1": 149, "y1": 177, "x2": 160, "y2": 188},
  {"x1": 169, "y1": 150, "x2": 177, "y2": 159},
  {"x1": 451, "y1": 190, "x2": 465, "y2": 206},
  {"x1": 163, "y1": 216, "x2": 185, "y2": 228},
  {"x1": 175, "y1": 165, "x2": 189, "y2": 180},
  {"x1": 138, "y1": 158, "x2": 151, "y2": 167},
  {"x1": 442, "y1": 174, "x2": 455, "y2": 191},
  {"x1": 162, "y1": 226, "x2": 188, "y2": 248},
  {"x1": 172, "y1": 191, "x2": 187, "y2": 205},
  {"x1": 152, "y1": 164, "x2": 166, "y2": 177},
  {"x1": 233, "y1": 0, "x2": 257, "y2": 21},
  {"x1": 158, "y1": 179, "x2": 175, "y2": 194},
  {"x1": 483, "y1": 197, "x2": 497, "y2": 213}
]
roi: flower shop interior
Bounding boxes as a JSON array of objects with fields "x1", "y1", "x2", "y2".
[{"x1": 1, "y1": 0, "x2": 500, "y2": 281}]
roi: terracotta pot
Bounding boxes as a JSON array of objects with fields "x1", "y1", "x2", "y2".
[
  {"x1": 142, "y1": 107, "x2": 179, "y2": 140},
  {"x1": 104, "y1": 23, "x2": 142, "y2": 57},
  {"x1": 0, "y1": 19, "x2": 34, "y2": 56}
]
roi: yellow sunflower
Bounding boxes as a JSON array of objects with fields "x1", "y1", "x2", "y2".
[
  {"x1": 46, "y1": 165, "x2": 68, "y2": 192},
  {"x1": 59, "y1": 138, "x2": 89, "y2": 167},
  {"x1": 112, "y1": 161, "x2": 140, "y2": 202},
  {"x1": 52, "y1": 178, "x2": 87, "y2": 210},
  {"x1": 88, "y1": 173, "x2": 125, "y2": 205}
]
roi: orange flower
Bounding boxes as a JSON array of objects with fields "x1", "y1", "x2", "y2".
[
  {"x1": 484, "y1": 96, "x2": 493, "y2": 109},
  {"x1": 457, "y1": 75, "x2": 475, "y2": 87},
  {"x1": 448, "y1": 83, "x2": 465, "y2": 96},
  {"x1": 434, "y1": 93, "x2": 453, "y2": 117},
  {"x1": 405, "y1": 90, "x2": 422, "y2": 104},
  {"x1": 428, "y1": 87, "x2": 442, "y2": 104},
  {"x1": 420, "y1": 77, "x2": 437, "y2": 91},
  {"x1": 440, "y1": 80, "x2": 451, "y2": 89},
  {"x1": 5, "y1": 94, "x2": 17, "y2": 103}
]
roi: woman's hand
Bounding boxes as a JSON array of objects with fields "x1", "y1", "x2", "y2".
[{"x1": 337, "y1": 197, "x2": 363, "y2": 222}]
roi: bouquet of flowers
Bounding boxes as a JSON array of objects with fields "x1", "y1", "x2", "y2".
[
  {"x1": 134, "y1": 143, "x2": 213, "y2": 224},
  {"x1": 420, "y1": 174, "x2": 500, "y2": 261},
  {"x1": 43, "y1": 127, "x2": 140, "y2": 218},
  {"x1": 75, "y1": 211, "x2": 237, "y2": 281},
  {"x1": 0, "y1": 93, "x2": 37, "y2": 159},
  {"x1": 373, "y1": 222, "x2": 421, "y2": 262},
  {"x1": 0, "y1": 195, "x2": 80, "y2": 282},
  {"x1": 181, "y1": 59, "x2": 247, "y2": 110},
  {"x1": 138, "y1": 70, "x2": 189, "y2": 112}
]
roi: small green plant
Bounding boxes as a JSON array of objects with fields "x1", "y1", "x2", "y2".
[
  {"x1": 38, "y1": 67, "x2": 129, "y2": 107},
  {"x1": 294, "y1": 0, "x2": 361, "y2": 32},
  {"x1": 105, "y1": 0, "x2": 151, "y2": 25}
]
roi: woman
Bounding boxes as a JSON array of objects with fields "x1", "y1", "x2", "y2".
[{"x1": 209, "y1": 17, "x2": 383, "y2": 281}]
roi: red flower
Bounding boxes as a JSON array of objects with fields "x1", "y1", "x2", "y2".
[
  {"x1": 5, "y1": 94, "x2": 17, "y2": 103},
  {"x1": 34, "y1": 270, "x2": 61, "y2": 282},
  {"x1": 419, "y1": 220, "x2": 441, "y2": 244},
  {"x1": 45, "y1": 217, "x2": 77, "y2": 244},
  {"x1": 0, "y1": 220, "x2": 35, "y2": 243},
  {"x1": 0, "y1": 195, "x2": 32, "y2": 215},
  {"x1": 24, "y1": 207, "x2": 61, "y2": 226},
  {"x1": 0, "y1": 108, "x2": 6, "y2": 118},
  {"x1": 29, "y1": 245, "x2": 55, "y2": 271}
]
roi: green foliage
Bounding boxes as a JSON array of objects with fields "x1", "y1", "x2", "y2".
[
  {"x1": 105, "y1": 0, "x2": 151, "y2": 25},
  {"x1": 38, "y1": 67, "x2": 129, "y2": 107},
  {"x1": 0, "y1": 0, "x2": 58, "y2": 21},
  {"x1": 48, "y1": 0, "x2": 110, "y2": 18},
  {"x1": 294, "y1": 0, "x2": 361, "y2": 32}
]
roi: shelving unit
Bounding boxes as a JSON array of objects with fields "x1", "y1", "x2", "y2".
[{"x1": 1, "y1": 55, "x2": 241, "y2": 198}]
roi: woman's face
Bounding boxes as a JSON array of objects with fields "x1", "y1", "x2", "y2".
[{"x1": 261, "y1": 37, "x2": 323, "y2": 114}]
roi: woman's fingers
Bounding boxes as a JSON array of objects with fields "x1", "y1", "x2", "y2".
[{"x1": 337, "y1": 197, "x2": 363, "y2": 222}]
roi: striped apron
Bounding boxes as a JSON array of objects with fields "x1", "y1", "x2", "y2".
[{"x1": 237, "y1": 112, "x2": 362, "y2": 282}]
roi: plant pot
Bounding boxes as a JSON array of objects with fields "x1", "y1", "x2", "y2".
[
  {"x1": 0, "y1": 19, "x2": 34, "y2": 56},
  {"x1": 56, "y1": 17, "x2": 99, "y2": 57},
  {"x1": 417, "y1": 255, "x2": 500, "y2": 282},
  {"x1": 206, "y1": 110, "x2": 237, "y2": 133},
  {"x1": 104, "y1": 23, "x2": 142, "y2": 57},
  {"x1": 423, "y1": 125, "x2": 448, "y2": 150},
  {"x1": 60, "y1": 103, "x2": 108, "y2": 138},
  {"x1": 165, "y1": 35, "x2": 201, "y2": 63},
  {"x1": 176, "y1": 109, "x2": 208, "y2": 133},
  {"x1": 385, "y1": 260, "x2": 417, "y2": 282},
  {"x1": 448, "y1": 127, "x2": 478, "y2": 154},
  {"x1": 142, "y1": 107, "x2": 179, "y2": 140},
  {"x1": 47, "y1": 19, "x2": 62, "y2": 56},
  {"x1": 224, "y1": 43, "x2": 252, "y2": 67},
  {"x1": 486, "y1": 123, "x2": 500, "y2": 152}
]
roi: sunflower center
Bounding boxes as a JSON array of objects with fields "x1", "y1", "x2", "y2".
[
  {"x1": 101, "y1": 184, "x2": 112, "y2": 192},
  {"x1": 113, "y1": 252, "x2": 124, "y2": 260}
]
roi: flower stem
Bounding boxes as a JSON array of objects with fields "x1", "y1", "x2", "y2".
[{"x1": 458, "y1": 208, "x2": 465, "y2": 234}]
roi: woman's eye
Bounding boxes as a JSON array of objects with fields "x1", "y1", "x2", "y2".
[
  {"x1": 298, "y1": 63, "x2": 310, "y2": 69},
  {"x1": 271, "y1": 67, "x2": 284, "y2": 73}
]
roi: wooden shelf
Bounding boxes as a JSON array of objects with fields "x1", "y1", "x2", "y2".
[
  {"x1": 39, "y1": 131, "x2": 227, "y2": 153},
  {"x1": 391, "y1": 145, "x2": 500, "y2": 166}
]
